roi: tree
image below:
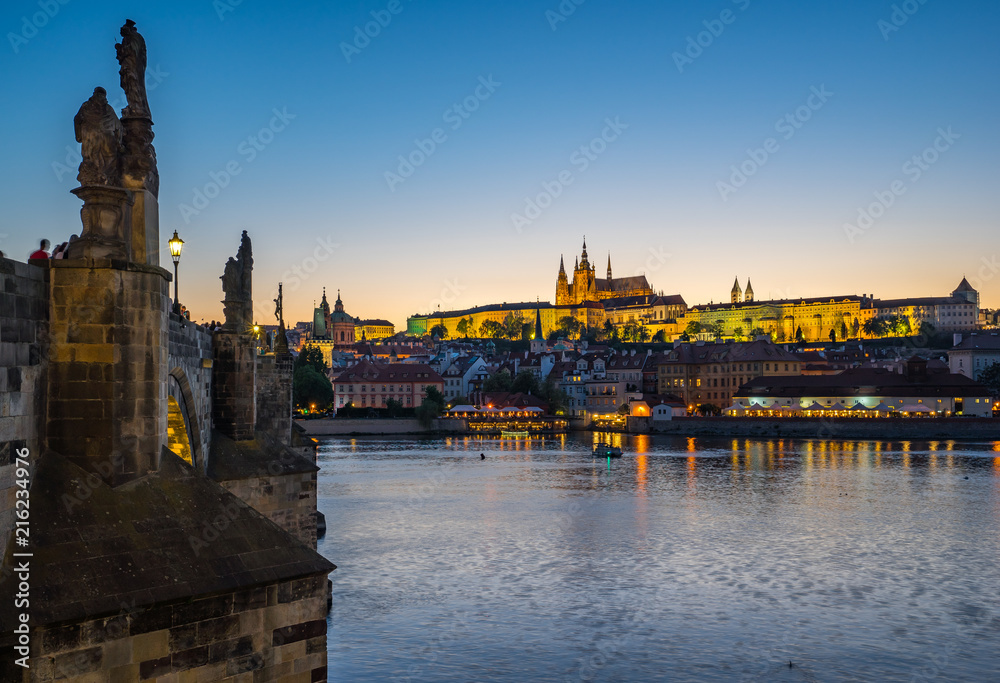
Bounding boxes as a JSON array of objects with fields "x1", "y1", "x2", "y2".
[
  {"x1": 852, "y1": 318, "x2": 861, "y2": 339},
  {"x1": 415, "y1": 393, "x2": 443, "y2": 429},
  {"x1": 977, "y1": 362, "x2": 1000, "y2": 398},
  {"x1": 829, "y1": 328, "x2": 837, "y2": 343},
  {"x1": 501, "y1": 312, "x2": 527, "y2": 340},
  {"x1": 651, "y1": 329, "x2": 666, "y2": 343},
  {"x1": 483, "y1": 368, "x2": 513, "y2": 392},
  {"x1": 840, "y1": 321, "x2": 849, "y2": 340},
  {"x1": 511, "y1": 369, "x2": 540, "y2": 395},
  {"x1": 684, "y1": 321, "x2": 702, "y2": 337},
  {"x1": 429, "y1": 323, "x2": 449, "y2": 339},
  {"x1": 733, "y1": 326, "x2": 745, "y2": 342},
  {"x1": 795, "y1": 326, "x2": 804, "y2": 343},
  {"x1": 538, "y1": 376, "x2": 569, "y2": 415},
  {"x1": 863, "y1": 317, "x2": 887, "y2": 338},
  {"x1": 750, "y1": 327, "x2": 767, "y2": 340},
  {"x1": 696, "y1": 403, "x2": 721, "y2": 416},
  {"x1": 558, "y1": 315, "x2": 583, "y2": 339},
  {"x1": 602, "y1": 319, "x2": 617, "y2": 341},
  {"x1": 295, "y1": 344, "x2": 329, "y2": 375},
  {"x1": 707, "y1": 322, "x2": 724, "y2": 340},
  {"x1": 385, "y1": 398, "x2": 404, "y2": 417},
  {"x1": 456, "y1": 317, "x2": 470, "y2": 338},
  {"x1": 479, "y1": 319, "x2": 503, "y2": 338},
  {"x1": 617, "y1": 403, "x2": 630, "y2": 416},
  {"x1": 293, "y1": 365, "x2": 333, "y2": 410}
]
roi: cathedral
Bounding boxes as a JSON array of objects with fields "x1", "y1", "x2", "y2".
[
  {"x1": 555, "y1": 238, "x2": 654, "y2": 305},
  {"x1": 312, "y1": 288, "x2": 356, "y2": 347}
]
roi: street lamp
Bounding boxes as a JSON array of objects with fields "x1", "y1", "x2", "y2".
[{"x1": 168, "y1": 231, "x2": 184, "y2": 314}]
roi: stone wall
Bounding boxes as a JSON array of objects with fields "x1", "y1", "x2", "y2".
[
  {"x1": 46, "y1": 259, "x2": 170, "y2": 485},
  {"x1": 27, "y1": 574, "x2": 329, "y2": 682},
  {"x1": 256, "y1": 352, "x2": 293, "y2": 440},
  {"x1": 213, "y1": 332, "x2": 256, "y2": 441},
  {"x1": 221, "y1": 470, "x2": 318, "y2": 548},
  {"x1": 167, "y1": 314, "x2": 213, "y2": 470},
  {"x1": 0, "y1": 258, "x2": 48, "y2": 563}
]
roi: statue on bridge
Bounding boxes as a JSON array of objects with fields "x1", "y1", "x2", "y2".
[
  {"x1": 221, "y1": 231, "x2": 254, "y2": 332},
  {"x1": 74, "y1": 87, "x2": 123, "y2": 187}
]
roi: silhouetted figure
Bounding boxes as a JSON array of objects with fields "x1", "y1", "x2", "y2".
[
  {"x1": 29, "y1": 239, "x2": 51, "y2": 260},
  {"x1": 480, "y1": 453, "x2": 485, "y2": 460}
]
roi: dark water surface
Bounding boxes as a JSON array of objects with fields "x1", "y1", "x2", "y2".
[{"x1": 319, "y1": 434, "x2": 1000, "y2": 682}]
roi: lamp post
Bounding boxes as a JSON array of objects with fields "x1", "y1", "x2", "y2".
[{"x1": 168, "y1": 231, "x2": 184, "y2": 315}]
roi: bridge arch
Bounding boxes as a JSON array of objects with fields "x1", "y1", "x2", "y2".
[{"x1": 167, "y1": 368, "x2": 204, "y2": 469}]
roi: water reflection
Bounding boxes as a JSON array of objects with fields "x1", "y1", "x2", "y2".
[{"x1": 320, "y1": 434, "x2": 1000, "y2": 682}]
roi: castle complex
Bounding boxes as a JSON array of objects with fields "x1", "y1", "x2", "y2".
[
  {"x1": 406, "y1": 238, "x2": 984, "y2": 344},
  {"x1": 555, "y1": 238, "x2": 654, "y2": 305}
]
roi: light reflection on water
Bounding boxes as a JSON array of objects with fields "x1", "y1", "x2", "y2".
[{"x1": 320, "y1": 434, "x2": 1000, "y2": 682}]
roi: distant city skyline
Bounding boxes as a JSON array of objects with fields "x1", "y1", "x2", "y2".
[{"x1": 2, "y1": 0, "x2": 998, "y2": 328}]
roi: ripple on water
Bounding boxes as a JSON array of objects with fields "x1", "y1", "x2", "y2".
[{"x1": 320, "y1": 434, "x2": 1000, "y2": 682}]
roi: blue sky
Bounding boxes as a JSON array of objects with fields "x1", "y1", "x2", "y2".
[{"x1": 2, "y1": 0, "x2": 998, "y2": 327}]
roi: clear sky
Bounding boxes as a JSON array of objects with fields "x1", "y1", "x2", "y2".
[{"x1": 2, "y1": 0, "x2": 998, "y2": 328}]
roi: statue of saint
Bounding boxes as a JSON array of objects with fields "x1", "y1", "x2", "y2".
[
  {"x1": 74, "y1": 87, "x2": 122, "y2": 186},
  {"x1": 116, "y1": 20, "x2": 151, "y2": 118},
  {"x1": 221, "y1": 257, "x2": 241, "y2": 302},
  {"x1": 237, "y1": 230, "x2": 253, "y2": 301}
]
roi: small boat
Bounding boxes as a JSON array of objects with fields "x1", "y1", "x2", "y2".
[
  {"x1": 594, "y1": 444, "x2": 623, "y2": 458},
  {"x1": 500, "y1": 430, "x2": 530, "y2": 439}
]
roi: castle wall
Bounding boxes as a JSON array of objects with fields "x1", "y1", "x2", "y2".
[
  {"x1": 220, "y1": 471, "x2": 318, "y2": 548},
  {"x1": 0, "y1": 258, "x2": 48, "y2": 563},
  {"x1": 256, "y1": 353, "x2": 293, "y2": 441}
]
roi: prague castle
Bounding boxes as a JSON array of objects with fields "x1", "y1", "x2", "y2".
[
  {"x1": 405, "y1": 238, "x2": 984, "y2": 344},
  {"x1": 555, "y1": 238, "x2": 654, "y2": 305}
]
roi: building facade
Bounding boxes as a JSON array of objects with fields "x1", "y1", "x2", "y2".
[
  {"x1": 949, "y1": 333, "x2": 1000, "y2": 382},
  {"x1": 556, "y1": 238, "x2": 654, "y2": 305},
  {"x1": 332, "y1": 360, "x2": 444, "y2": 410}
]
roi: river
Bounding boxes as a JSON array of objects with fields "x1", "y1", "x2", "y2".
[{"x1": 319, "y1": 434, "x2": 1000, "y2": 682}]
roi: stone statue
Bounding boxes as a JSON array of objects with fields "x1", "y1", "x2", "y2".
[
  {"x1": 221, "y1": 231, "x2": 254, "y2": 331},
  {"x1": 116, "y1": 20, "x2": 150, "y2": 118},
  {"x1": 74, "y1": 87, "x2": 122, "y2": 187}
]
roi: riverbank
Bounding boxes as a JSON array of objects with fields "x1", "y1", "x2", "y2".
[{"x1": 647, "y1": 417, "x2": 1000, "y2": 440}]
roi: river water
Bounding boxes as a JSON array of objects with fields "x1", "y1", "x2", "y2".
[{"x1": 319, "y1": 434, "x2": 1000, "y2": 682}]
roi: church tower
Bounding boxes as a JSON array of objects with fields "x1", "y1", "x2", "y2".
[
  {"x1": 530, "y1": 306, "x2": 545, "y2": 353},
  {"x1": 745, "y1": 278, "x2": 754, "y2": 303},
  {"x1": 731, "y1": 277, "x2": 743, "y2": 304},
  {"x1": 607, "y1": 253, "x2": 613, "y2": 281},
  {"x1": 556, "y1": 255, "x2": 570, "y2": 305}
]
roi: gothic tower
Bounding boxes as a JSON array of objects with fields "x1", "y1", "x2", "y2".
[
  {"x1": 556, "y1": 255, "x2": 570, "y2": 305},
  {"x1": 731, "y1": 277, "x2": 743, "y2": 304},
  {"x1": 745, "y1": 278, "x2": 754, "y2": 303},
  {"x1": 607, "y1": 253, "x2": 613, "y2": 281}
]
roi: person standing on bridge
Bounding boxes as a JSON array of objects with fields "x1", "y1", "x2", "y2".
[{"x1": 29, "y1": 239, "x2": 51, "y2": 260}]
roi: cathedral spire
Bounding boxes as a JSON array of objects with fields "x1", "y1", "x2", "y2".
[
  {"x1": 745, "y1": 278, "x2": 754, "y2": 303},
  {"x1": 559, "y1": 255, "x2": 566, "y2": 275},
  {"x1": 731, "y1": 277, "x2": 743, "y2": 304},
  {"x1": 607, "y1": 253, "x2": 612, "y2": 281}
]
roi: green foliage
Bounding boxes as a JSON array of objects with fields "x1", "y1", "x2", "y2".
[
  {"x1": 977, "y1": 362, "x2": 1000, "y2": 397},
  {"x1": 414, "y1": 386, "x2": 445, "y2": 428},
  {"x1": 483, "y1": 368, "x2": 513, "y2": 392},
  {"x1": 830, "y1": 328, "x2": 837, "y2": 343},
  {"x1": 386, "y1": 398, "x2": 404, "y2": 417},
  {"x1": 511, "y1": 369, "x2": 540, "y2": 395},
  {"x1": 696, "y1": 403, "x2": 722, "y2": 416},
  {"x1": 684, "y1": 321, "x2": 702, "y2": 336},
  {"x1": 651, "y1": 329, "x2": 666, "y2": 343},
  {"x1": 601, "y1": 319, "x2": 618, "y2": 342},
  {"x1": 429, "y1": 323, "x2": 449, "y2": 339},
  {"x1": 863, "y1": 315, "x2": 911, "y2": 339},
  {"x1": 558, "y1": 315, "x2": 583, "y2": 339},
  {"x1": 456, "y1": 317, "x2": 470, "y2": 338},
  {"x1": 733, "y1": 326, "x2": 745, "y2": 342},
  {"x1": 424, "y1": 386, "x2": 445, "y2": 406},
  {"x1": 795, "y1": 326, "x2": 804, "y2": 343},
  {"x1": 500, "y1": 312, "x2": 527, "y2": 340},
  {"x1": 840, "y1": 321, "x2": 849, "y2": 340},
  {"x1": 479, "y1": 319, "x2": 503, "y2": 338},
  {"x1": 852, "y1": 318, "x2": 861, "y2": 338},
  {"x1": 293, "y1": 365, "x2": 333, "y2": 410},
  {"x1": 295, "y1": 345, "x2": 329, "y2": 374}
]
